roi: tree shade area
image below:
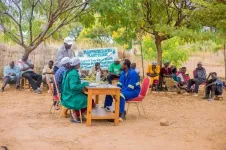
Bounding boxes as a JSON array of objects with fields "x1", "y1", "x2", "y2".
[
  {"x1": 0, "y1": 0, "x2": 226, "y2": 68},
  {"x1": 1, "y1": 1, "x2": 226, "y2": 150}
]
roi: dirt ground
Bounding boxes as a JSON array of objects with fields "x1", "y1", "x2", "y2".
[
  {"x1": 0, "y1": 87, "x2": 226, "y2": 150},
  {"x1": 0, "y1": 51, "x2": 226, "y2": 150}
]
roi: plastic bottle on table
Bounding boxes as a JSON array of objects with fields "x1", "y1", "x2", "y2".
[{"x1": 96, "y1": 70, "x2": 101, "y2": 83}]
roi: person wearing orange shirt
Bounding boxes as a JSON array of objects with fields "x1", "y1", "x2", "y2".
[{"x1": 146, "y1": 61, "x2": 160, "y2": 85}]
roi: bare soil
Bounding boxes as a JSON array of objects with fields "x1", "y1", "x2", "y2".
[
  {"x1": 0, "y1": 51, "x2": 226, "y2": 150},
  {"x1": 0, "y1": 87, "x2": 226, "y2": 150}
]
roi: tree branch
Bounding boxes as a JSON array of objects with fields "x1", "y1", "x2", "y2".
[
  {"x1": 28, "y1": 0, "x2": 39, "y2": 46},
  {"x1": 1, "y1": 24, "x2": 25, "y2": 47},
  {"x1": 11, "y1": 0, "x2": 24, "y2": 45}
]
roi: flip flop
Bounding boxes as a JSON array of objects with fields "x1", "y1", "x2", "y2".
[{"x1": 70, "y1": 117, "x2": 81, "y2": 123}]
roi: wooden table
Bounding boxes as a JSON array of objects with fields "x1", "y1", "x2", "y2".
[{"x1": 86, "y1": 85, "x2": 120, "y2": 126}]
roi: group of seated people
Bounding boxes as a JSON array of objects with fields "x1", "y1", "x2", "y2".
[
  {"x1": 85, "y1": 57, "x2": 140, "y2": 84},
  {"x1": 0, "y1": 52, "x2": 141, "y2": 123},
  {"x1": 1, "y1": 50, "x2": 225, "y2": 123},
  {"x1": 51, "y1": 56, "x2": 140, "y2": 122},
  {"x1": 0, "y1": 53, "x2": 46, "y2": 93},
  {"x1": 146, "y1": 61, "x2": 224, "y2": 100}
]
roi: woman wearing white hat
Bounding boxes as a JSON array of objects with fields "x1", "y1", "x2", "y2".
[{"x1": 61, "y1": 57, "x2": 89, "y2": 123}]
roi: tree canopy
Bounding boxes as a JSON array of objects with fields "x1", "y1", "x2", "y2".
[
  {"x1": 0, "y1": 0, "x2": 226, "y2": 67},
  {"x1": 94, "y1": 0, "x2": 199, "y2": 65},
  {"x1": 0, "y1": 0, "x2": 94, "y2": 54}
]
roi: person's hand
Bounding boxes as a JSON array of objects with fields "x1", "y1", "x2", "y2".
[
  {"x1": 23, "y1": 60, "x2": 29, "y2": 65},
  {"x1": 82, "y1": 88, "x2": 86, "y2": 93},
  {"x1": 25, "y1": 61, "x2": 30, "y2": 65}
]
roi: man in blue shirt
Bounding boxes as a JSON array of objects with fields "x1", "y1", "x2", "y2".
[
  {"x1": 54, "y1": 57, "x2": 71, "y2": 96},
  {"x1": 104, "y1": 59, "x2": 141, "y2": 121},
  {"x1": 0, "y1": 61, "x2": 20, "y2": 92}
]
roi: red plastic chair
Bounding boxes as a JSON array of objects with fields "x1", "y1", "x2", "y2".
[
  {"x1": 126, "y1": 77, "x2": 151, "y2": 118},
  {"x1": 152, "y1": 79, "x2": 159, "y2": 91}
]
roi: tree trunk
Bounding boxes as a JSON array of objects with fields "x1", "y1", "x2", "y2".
[
  {"x1": 140, "y1": 41, "x2": 145, "y2": 79},
  {"x1": 224, "y1": 43, "x2": 226, "y2": 80},
  {"x1": 155, "y1": 34, "x2": 162, "y2": 67},
  {"x1": 25, "y1": 48, "x2": 32, "y2": 56}
]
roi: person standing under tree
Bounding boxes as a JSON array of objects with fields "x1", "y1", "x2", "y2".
[
  {"x1": 0, "y1": 61, "x2": 20, "y2": 92},
  {"x1": 53, "y1": 37, "x2": 74, "y2": 73}
]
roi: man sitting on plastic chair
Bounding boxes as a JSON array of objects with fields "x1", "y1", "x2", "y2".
[
  {"x1": 104, "y1": 59, "x2": 141, "y2": 121},
  {"x1": 146, "y1": 61, "x2": 160, "y2": 88}
]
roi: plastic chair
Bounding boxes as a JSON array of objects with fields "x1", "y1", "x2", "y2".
[
  {"x1": 126, "y1": 77, "x2": 151, "y2": 118},
  {"x1": 46, "y1": 75, "x2": 59, "y2": 114},
  {"x1": 152, "y1": 79, "x2": 159, "y2": 91}
]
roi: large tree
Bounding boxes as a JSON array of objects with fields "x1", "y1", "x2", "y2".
[
  {"x1": 0, "y1": 0, "x2": 93, "y2": 55},
  {"x1": 192, "y1": 0, "x2": 226, "y2": 78},
  {"x1": 95, "y1": 0, "x2": 198, "y2": 65}
]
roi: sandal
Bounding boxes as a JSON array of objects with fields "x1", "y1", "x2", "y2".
[
  {"x1": 54, "y1": 105, "x2": 60, "y2": 110},
  {"x1": 70, "y1": 117, "x2": 81, "y2": 123}
]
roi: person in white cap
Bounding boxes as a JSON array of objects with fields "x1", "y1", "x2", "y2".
[
  {"x1": 107, "y1": 57, "x2": 122, "y2": 84},
  {"x1": 53, "y1": 57, "x2": 71, "y2": 96},
  {"x1": 146, "y1": 61, "x2": 160, "y2": 86},
  {"x1": 53, "y1": 37, "x2": 75, "y2": 73},
  {"x1": 61, "y1": 57, "x2": 90, "y2": 123}
]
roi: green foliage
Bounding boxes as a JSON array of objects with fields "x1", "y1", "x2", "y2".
[
  {"x1": 182, "y1": 40, "x2": 222, "y2": 53},
  {"x1": 0, "y1": 0, "x2": 93, "y2": 52},
  {"x1": 143, "y1": 37, "x2": 189, "y2": 67},
  {"x1": 79, "y1": 21, "x2": 112, "y2": 46}
]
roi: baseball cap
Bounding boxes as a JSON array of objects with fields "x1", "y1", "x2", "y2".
[
  {"x1": 64, "y1": 37, "x2": 74, "y2": 45},
  {"x1": 163, "y1": 60, "x2": 170, "y2": 64},
  {"x1": 152, "y1": 61, "x2": 157, "y2": 65},
  {"x1": 197, "y1": 62, "x2": 202, "y2": 65}
]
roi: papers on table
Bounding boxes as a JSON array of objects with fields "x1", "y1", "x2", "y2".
[{"x1": 89, "y1": 83, "x2": 100, "y2": 87}]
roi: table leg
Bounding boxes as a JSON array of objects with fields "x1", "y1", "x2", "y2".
[
  {"x1": 114, "y1": 90, "x2": 120, "y2": 125},
  {"x1": 95, "y1": 95, "x2": 99, "y2": 104},
  {"x1": 86, "y1": 90, "x2": 93, "y2": 126}
]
